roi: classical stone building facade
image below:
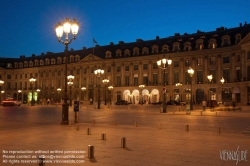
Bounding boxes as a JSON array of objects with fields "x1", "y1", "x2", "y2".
[{"x1": 1, "y1": 23, "x2": 250, "y2": 105}]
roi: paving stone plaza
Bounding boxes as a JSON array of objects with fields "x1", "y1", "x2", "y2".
[{"x1": 0, "y1": 105, "x2": 250, "y2": 166}]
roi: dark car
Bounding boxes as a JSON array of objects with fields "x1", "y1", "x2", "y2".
[
  {"x1": 115, "y1": 100, "x2": 129, "y2": 105},
  {"x1": 166, "y1": 100, "x2": 180, "y2": 105},
  {"x1": 152, "y1": 101, "x2": 162, "y2": 105},
  {"x1": 1, "y1": 98, "x2": 21, "y2": 106},
  {"x1": 207, "y1": 100, "x2": 218, "y2": 107}
]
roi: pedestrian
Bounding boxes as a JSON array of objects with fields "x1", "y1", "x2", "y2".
[
  {"x1": 202, "y1": 100, "x2": 207, "y2": 111},
  {"x1": 90, "y1": 98, "x2": 93, "y2": 105},
  {"x1": 47, "y1": 98, "x2": 50, "y2": 105}
]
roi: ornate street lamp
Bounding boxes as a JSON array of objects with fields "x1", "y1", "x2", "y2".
[
  {"x1": 188, "y1": 67, "x2": 194, "y2": 110},
  {"x1": 0, "y1": 80, "x2": 4, "y2": 105},
  {"x1": 207, "y1": 74, "x2": 213, "y2": 108},
  {"x1": 29, "y1": 78, "x2": 36, "y2": 106},
  {"x1": 157, "y1": 56, "x2": 172, "y2": 113},
  {"x1": 102, "y1": 79, "x2": 109, "y2": 105},
  {"x1": 220, "y1": 77, "x2": 224, "y2": 104},
  {"x1": 55, "y1": 18, "x2": 79, "y2": 125},
  {"x1": 94, "y1": 69, "x2": 104, "y2": 109},
  {"x1": 37, "y1": 89, "x2": 40, "y2": 104},
  {"x1": 139, "y1": 84, "x2": 145, "y2": 105},
  {"x1": 81, "y1": 87, "x2": 86, "y2": 100},
  {"x1": 67, "y1": 75, "x2": 74, "y2": 106},
  {"x1": 18, "y1": 90, "x2": 22, "y2": 101},
  {"x1": 57, "y1": 88, "x2": 61, "y2": 103},
  {"x1": 108, "y1": 85, "x2": 113, "y2": 105}
]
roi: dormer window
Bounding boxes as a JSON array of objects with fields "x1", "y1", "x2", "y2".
[
  {"x1": 34, "y1": 60, "x2": 38, "y2": 66},
  {"x1": 235, "y1": 33, "x2": 241, "y2": 44},
  {"x1": 51, "y1": 58, "x2": 55, "y2": 64},
  {"x1": 151, "y1": 45, "x2": 159, "y2": 54},
  {"x1": 116, "y1": 49, "x2": 122, "y2": 57},
  {"x1": 19, "y1": 62, "x2": 23, "y2": 68},
  {"x1": 133, "y1": 47, "x2": 139, "y2": 56},
  {"x1": 142, "y1": 47, "x2": 149, "y2": 55},
  {"x1": 57, "y1": 57, "x2": 62, "y2": 64},
  {"x1": 161, "y1": 45, "x2": 169, "y2": 53},
  {"x1": 40, "y1": 60, "x2": 44, "y2": 66},
  {"x1": 69, "y1": 55, "x2": 74, "y2": 62},
  {"x1": 221, "y1": 35, "x2": 231, "y2": 46},
  {"x1": 14, "y1": 62, "x2": 18, "y2": 68},
  {"x1": 195, "y1": 39, "x2": 204, "y2": 50},
  {"x1": 184, "y1": 42, "x2": 191, "y2": 51},
  {"x1": 24, "y1": 61, "x2": 28, "y2": 67},
  {"x1": 75, "y1": 55, "x2": 80, "y2": 61},
  {"x1": 29, "y1": 61, "x2": 33, "y2": 67},
  {"x1": 105, "y1": 51, "x2": 112, "y2": 58},
  {"x1": 208, "y1": 38, "x2": 217, "y2": 49},
  {"x1": 124, "y1": 49, "x2": 130, "y2": 56},
  {"x1": 45, "y1": 58, "x2": 50, "y2": 65},
  {"x1": 172, "y1": 42, "x2": 180, "y2": 52}
]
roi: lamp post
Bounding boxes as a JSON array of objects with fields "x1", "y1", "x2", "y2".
[
  {"x1": 67, "y1": 75, "x2": 74, "y2": 106},
  {"x1": 139, "y1": 84, "x2": 145, "y2": 105},
  {"x1": 57, "y1": 88, "x2": 61, "y2": 103},
  {"x1": 37, "y1": 89, "x2": 40, "y2": 105},
  {"x1": 94, "y1": 69, "x2": 104, "y2": 109},
  {"x1": 157, "y1": 56, "x2": 172, "y2": 113},
  {"x1": 102, "y1": 79, "x2": 109, "y2": 105},
  {"x1": 187, "y1": 67, "x2": 194, "y2": 110},
  {"x1": 207, "y1": 75, "x2": 213, "y2": 108},
  {"x1": 81, "y1": 87, "x2": 86, "y2": 101},
  {"x1": 18, "y1": 90, "x2": 22, "y2": 101},
  {"x1": 29, "y1": 78, "x2": 36, "y2": 106},
  {"x1": 220, "y1": 77, "x2": 224, "y2": 104},
  {"x1": 0, "y1": 80, "x2": 4, "y2": 105},
  {"x1": 55, "y1": 18, "x2": 79, "y2": 125},
  {"x1": 1, "y1": 91, "x2": 4, "y2": 102},
  {"x1": 108, "y1": 85, "x2": 113, "y2": 105}
]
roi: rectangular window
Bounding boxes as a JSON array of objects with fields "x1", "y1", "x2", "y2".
[
  {"x1": 143, "y1": 64, "x2": 148, "y2": 70},
  {"x1": 223, "y1": 56, "x2": 230, "y2": 63},
  {"x1": 83, "y1": 68, "x2": 87, "y2": 74},
  {"x1": 116, "y1": 66, "x2": 121, "y2": 72},
  {"x1": 153, "y1": 73, "x2": 158, "y2": 85},
  {"x1": 125, "y1": 65, "x2": 129, "y2": 71},
  {"x1": 24, "y1": 82, "x2": 27, "y2": 89},
  {"x1": 174, "y1": 61, "x2": 179, "y2": 67},
  {"x1": 20, "y1": 74, "x2": 22, "y2": 79},
  {"x1": 52, "y1": 71, "x2": 55, "y2": 76},
  {"x1": 15, "y1": 74, "x2": 17, "y2": 79},
  {"x1": 197, "y1": 70, "x2": 203, "y2": 83},
  {"x1": 153, "y1": 63, "x2": 157, "y2": 69},
  {"x1": 210, "y1": 57, "x2": 216, "y2": 65},
  {"x1": 185, "y1": 72, "x2": 191, "y2": 84},
  {"x1": 134, "y1": 74, "x2": 138, "y2": 86},
  {"x1": 173, "y1": 72, "x2": 179, "y2": 84},
  {"x1": 30, "y1": 73, "x2": 33, "y2": 78},
  {"x1": 40, "y1": 72, "x2": 43, "y2": 77},
  {"x1": 125, "y1": 76, "x2": 129, "y2": 86},
  {"x1": 185, "y1": 60, "x2": 190, "y2": 67},
  {"x1": 209, "y1": 69, "x2": 216, "y2": 83},
  {"x1": 7, "y1": 82, "x2": 11, "y2": 90},
  {"x1": 20, "y1": 82, "x2": 22, "y2": 89},
  {"x1": 143, "y1": 74, "x2": 148, "y2": 85},
  {"x1": 236, "y1": 67, "x2": 241, "y2": 81},
  {"x1": 116, "y1": 76, "x2": 121, "y2": 86},
  {"x1": 7, "y1": 74, "x2": 11, "y2": 79},
  {"x1": 197, "y1": 58, "x2": 203, "y2": 66},
  {"x1": 107, "y1": 66, "x2": 111, "y2": 72},
  {"x1": 223, "y1": 38, "x2": 229, "y2": 46},
  {"x1": 134, "y1": 64, "x2": 138, "y2": 70},
  {"x1": 46, "y1": 72, "x2": 49, "y2": 77},
  {"x1": 77, "y1": 69, "x2": 80, "y2": 74},
  {"x1": 223, "y1": 68, "x2": 230, "y2": 83},
  {"x1": 58, "y1": 71, "x2": 61, "y2": 76},
  {"x1": 162, "y1": 72, "x2": 168, "y2": 85}
]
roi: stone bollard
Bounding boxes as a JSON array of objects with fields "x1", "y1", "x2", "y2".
[
  {"x1": 101, "y1": 133, "x2": 106, "y2": 140},
  {"x1": 186, "y1": 125, "x2": 189, "y2": 131},
  {"x1": 135, "y1": 122, "x2": 138, "y2": 127},
  {"x1": 87, "y1": 128, "x2": 91, "y2": 135},
  {"x1": 121, "y1": 137, "x2": 126, "y2": 148},
  {"x1": 88, "y1": 145, "x2": 94, "y2": 159},
  {"x1": 38, "y1": 155, "x2": 45, "y2": 166}
]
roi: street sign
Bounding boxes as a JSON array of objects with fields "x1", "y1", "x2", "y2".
[{"x1": 74, "y1": 101, "x2": 79, "y2": 112}]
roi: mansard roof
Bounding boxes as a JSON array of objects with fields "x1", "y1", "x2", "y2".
[{"x1": 1, "y1": 22, "x2": 250, "y2": 69}]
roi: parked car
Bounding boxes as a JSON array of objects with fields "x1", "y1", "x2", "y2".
[
  {"x1": 1, "y1": 98, "x2": 21, "y2": 106},
  {"x1": 115, "y1": 100, "x2": 129, "y2": 105},
  {"x1": 152, "y1": 101, "x2": 162, "y2": 105},
  {"x1": 207, "y1": 100, "x2": 218, "y2": 107},
  {"x1": 166, "y1": 100, "x2": 180, "y2": 105},
  {"x1": 179, "y1": 101, "x2": 186, "y2": 105}
]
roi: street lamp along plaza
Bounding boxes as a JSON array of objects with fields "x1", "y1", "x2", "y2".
[
  {"x1": 67, "y1": 75, "x2": 74, "y2": 107},
  {"x1": 157, "y1": 56, "x2": 172, "y2": 113},
  {"x1": 102, "y1": 79, "x2": 109, "y2": 105},
  {"x1": 187, "y1": 67, "x2": 194, "y2": 110},
  {"x1": 55, "y1": 18, "x2": 79, "y2": 125},
  {"x1": 207, "y1": 74, "x2": 213, "y2": 108},
  {"x1": 57, "y1": 88, "x2": 61, "y2": 103},
  {"x1": 220, "y1": 77, "x2": 225, "y2": 104},
  {"x1": 94, "y1": 69, "x2": 104, "y2": 109},
  {"x1": 29, "y1": 78, "x2": 36, "y2": 106},
  {"x1": 108, "y1": 85, "x2": 113, "y2": 105}
]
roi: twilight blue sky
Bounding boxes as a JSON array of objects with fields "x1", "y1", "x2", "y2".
[{"x1": 0, "y1": 0, "x2": 249, "y2": 58}]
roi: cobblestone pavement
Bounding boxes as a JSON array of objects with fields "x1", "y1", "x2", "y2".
[{"x1": 0, "y1": 105, "x2": 249, "y2": 166}]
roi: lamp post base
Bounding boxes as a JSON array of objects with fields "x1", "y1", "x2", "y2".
[{"x1": 61, "y1": 102, "x2": 69, "y2": 125}]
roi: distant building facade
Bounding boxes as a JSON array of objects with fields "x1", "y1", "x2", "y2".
[{"x1": 1, "y1": 23, "x2": 250, "y2": 105}]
